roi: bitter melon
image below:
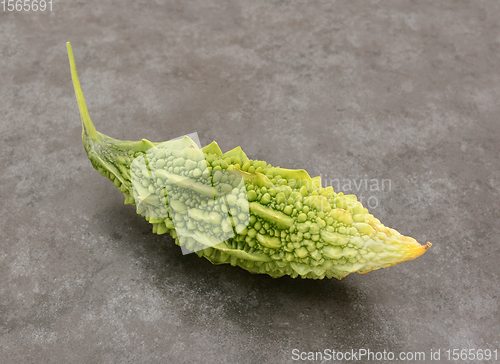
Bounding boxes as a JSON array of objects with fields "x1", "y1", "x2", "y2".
[{"x1": 67, "y1": 42, "x2": 431, "y2": 279}]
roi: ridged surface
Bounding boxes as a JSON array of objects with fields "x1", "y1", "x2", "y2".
[{"x1": 68, "y1": 43, "x2": 431, "y2": 280}]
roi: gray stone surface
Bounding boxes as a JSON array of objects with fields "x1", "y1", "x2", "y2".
[{"x1": 1, "y1": 1, "x2": 499, "y2": 363}]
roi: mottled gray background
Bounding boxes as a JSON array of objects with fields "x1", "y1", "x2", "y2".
[{"x1": 1, "y1": 1, "x2": 499, "y2": 363}]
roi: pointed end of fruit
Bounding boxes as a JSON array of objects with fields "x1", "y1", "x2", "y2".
[
  {"x1": 357, "y1": 237, "x2": 432, "y2": 276},
  {"x1": 409, "y1": 241, "x2": 432, "y2": 260},
  {"x1": 67, "y1": 42, "x2": 100, "y2": 143}
]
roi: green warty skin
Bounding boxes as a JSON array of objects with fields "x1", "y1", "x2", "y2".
[{"x1": 67, "y1": 42, "x2": 431, "y2": 280}]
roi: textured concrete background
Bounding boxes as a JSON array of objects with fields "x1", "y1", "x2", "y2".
[{"x1": 1, "y1": 1, "x2": 499, "y2": 363}]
